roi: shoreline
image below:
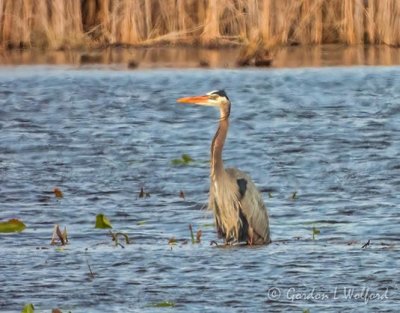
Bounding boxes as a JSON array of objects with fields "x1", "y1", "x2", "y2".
[
  {"x1": 1, "y1": 1, "x2": 400, "y2": 50},
  {"x1": 1, "y1": 45, "x2": 400, "y2": 69}
]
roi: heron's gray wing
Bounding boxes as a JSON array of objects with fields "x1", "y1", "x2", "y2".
[
  {"x1": 227, "y1": 168, "x2": 271, "y2": 244},
  {"x1": 236, "y1": 178, "x2": 247, "y2": 198}
]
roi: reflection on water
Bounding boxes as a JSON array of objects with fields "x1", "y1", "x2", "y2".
[
  {"x1": 1, "y1": 45, "x2": 400, "y2": 68},
  {"x1": 0, "y1": 67, "x2": 400, "y2": 312}
]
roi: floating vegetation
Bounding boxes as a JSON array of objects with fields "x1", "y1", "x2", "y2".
[
  {"x1": 196, "y1": 230, "x2": 202, "y2": 243},
  {"x1": 312, "y1": 225, "x2": 320, "y2": 240},
  {"x1": 51, "y1": 224, "x2": 68, "y2": 246},
  {"x1": 291, "y1": 191, "x2": 298, "y2": 200},
  {"x1": 189, "y1": 224, "x2": 195, "y2": 244},
  {"x1": 151, "y1": 301, "x2": 175, "y2": 308},
  {"x1": 87, "y1": 261, "x2": 95, "y2": 279},
  {"x1": 85, "y1": 249, "x2": 96, "y2": 279},
  {"x1": 137, "y1": 220, "x2": 147, "y2": 226},
  {"x1": 0, "y1": 219, "x2": 26, "y2": 233},
  {"x1": 21, "y1": 304, "x2": 34, "y2": 313},
  {"x1": 109, "y1": 231, "x2": 130, "y2": 248},
  {"x1": 179, "y1": 190, "x2": 185, "y2": 199},
  {"x1": 171, "y1": 154, "x2": 194, "y2": 166},
  {"x1": 95, "y1": 214, "x2": 112, "y2": 229},
  {"x1": 53, "y1": 187, "x2": 63, "y2": 199},
  {"x1": 168, "y1": 237, "x2": 177, "y2": 245},
  {"x1": 203, "y1": 223, "x2": 215, "y2": 228},
  {"x1": 189, "y1": 224, "x2": 202, "y2": 244},
  {"x1": 167, "y1": 237, "x2": 188, "y2": 246},
  {"x1": 139, "y1": 187, "x2": 151, "y2": 198}
]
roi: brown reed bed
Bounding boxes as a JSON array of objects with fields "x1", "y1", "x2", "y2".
[{"x1": 0, "y1": 0, "x2": 399, "y2": 50}]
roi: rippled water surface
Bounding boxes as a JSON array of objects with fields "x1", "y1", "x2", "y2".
[{"x1": 1, "y1": 67, "x2": 400, "y2": 312}]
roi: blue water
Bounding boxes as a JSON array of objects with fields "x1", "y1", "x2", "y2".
[{"x1": 0, "y1": 66, "x2": 400, "y2": 312}]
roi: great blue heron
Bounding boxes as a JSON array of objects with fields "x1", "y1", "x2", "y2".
[{"x1": 177, "y1": 90, "x2": 271, "y2": 245}]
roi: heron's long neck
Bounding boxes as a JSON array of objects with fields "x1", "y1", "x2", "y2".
[{"x1": 210, "y1": 108, "x2": 229, "y2": 181}]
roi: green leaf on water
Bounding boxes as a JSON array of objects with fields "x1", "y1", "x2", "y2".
[
  {"x1": 303, "y1": 309, "x2": 310, "y2": 313},
  {"x1": 181, "y1": 154, "x2": 193, "y2": 163},
  {"x1": 171, "y1": 154, "x2": 194, "y2": 166},
  {"x1": 151, "y1": 301, "x2": 175, "y2": 308},
  {"x1": 137, "y1": 220, "x2": 147, "y2": 225},
  {"x1": 0, "y1": 219, "x2": 26, "y2": 233},
  {"x1": 21, "y1": 303, "x2": 34, "y2": 313},
  {"x1": 203, "y1": 223, "x2": 215, "y2": 228},
  {"x1": 171, "y1": 159, "x2": 182, "y2": 165},
  {"x1": 95, "y1": 214, "x2": 112, "y2": 229}
]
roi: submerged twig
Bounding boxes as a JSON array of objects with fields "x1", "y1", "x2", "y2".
[
  {"x1": 361, "y1": 239, "x2": 371, "y2": 249},
  {"x1": 210, "y1": 240, "x2": 219, "y2": 246},
  {"x1": 85, "y1": 249, "x2": 95, "y2": 279}
]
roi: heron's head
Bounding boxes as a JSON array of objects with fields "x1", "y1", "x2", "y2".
[{"x1": 177, "y1": 90, "x2": 231, "y2": 115}]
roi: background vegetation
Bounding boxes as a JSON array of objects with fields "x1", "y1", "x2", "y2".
[{"x1": 0, "y1": 0, "x2": 399, "y2": 50}]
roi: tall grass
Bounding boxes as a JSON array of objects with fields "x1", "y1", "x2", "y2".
[{"x1": 1, "y1": 0, "x2": 399, "y2": 49}]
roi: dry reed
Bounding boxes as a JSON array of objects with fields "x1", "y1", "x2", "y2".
[{"x1": 1, "y1": 0, "x2": 400, "y2": 49}]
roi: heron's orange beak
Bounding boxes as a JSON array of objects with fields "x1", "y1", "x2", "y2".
[{"x1": 176, "y1": 95, "x2": 211, "y2": 106}]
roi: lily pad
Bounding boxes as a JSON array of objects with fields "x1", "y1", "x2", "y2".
[
  {"x1": 95, "y1": 214, "x2": 112, "y2": 229},
  {"x1": 0, "y1": 219, "x2": 26, "y2": 233}
]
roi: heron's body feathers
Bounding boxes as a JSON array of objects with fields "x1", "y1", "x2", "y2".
[{"x1": 209, "y1": 168, "x2": 271, "y2": 244}]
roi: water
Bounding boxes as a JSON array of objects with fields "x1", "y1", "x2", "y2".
[
  {"x1": 1, "y1": 66, "x2": 400, "y2": 312},
  {"x1": 1, "y1": 45, "x2": 400, "y2": 68}
]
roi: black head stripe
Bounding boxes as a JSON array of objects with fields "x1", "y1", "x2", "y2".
[{"x1": 211, "y1": 90, "x2": 229, "y2": 100}]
